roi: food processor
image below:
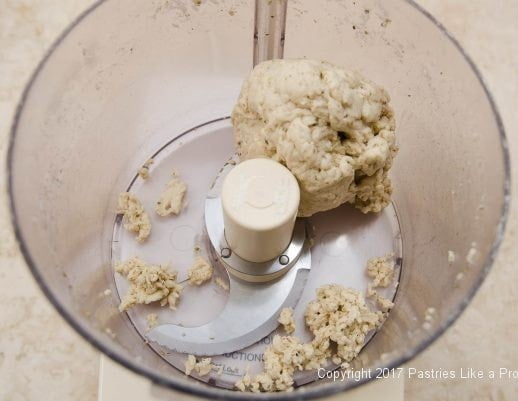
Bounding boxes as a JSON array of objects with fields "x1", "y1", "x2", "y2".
[{"x1": 7, "y1": 0, "x2": 510, "y2": 399}]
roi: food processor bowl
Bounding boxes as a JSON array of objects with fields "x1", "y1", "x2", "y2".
[{"x1": 7, "y1": 0, "x2": 510, "y2": 399}]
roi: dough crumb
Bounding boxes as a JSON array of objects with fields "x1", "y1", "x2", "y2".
[
  {"x1": 423, "y1": 307, "x2": 436, "y2": 330},
  {"x1": 232, "y1": 59, "x2": 397, "y2": 217},
  {"x1": 187, "y1": 256, "x2": 213, "y2": 285},
  {"x1": 105, "y1": 327, "x2": 116, "y2": 339},
  {"x1": 306, "y1": 285, "x2": 380, "y2": 364},
  {"x1": 236, "y1": 284, "x2": 380, "y2": 392},
  {"x1": 366, "y1": 253, "x2": 395, "y2": 288},
  {"x1": 215, "y1": 276, "x2": 229, "y2": 291},
  {"x1": 448, "y1": 250, "x2": 456, "y2": 263},
  {"x1": 278, "y1": 307, "x2": 296, "y2": 334},
  {"x1": 235, "y1": 372, "x2": 252, "y2": 392},
  {"x1": 184, "y1": 355, "x2": 196, "y2": 375},
  {"x1": 466, "y1": 243, "x2": 478, "y2": 265},
  {"x1": 138, "y1": 158, "x2": 154, "y2": 180},
  {"x1": 196, "y1": 358, "x2": 213, "y2": 376},
  {"x1": 365, "y1": 254, "x2": 396, "y2": 311},
  {"x1": 376, "y1": 295, "x2": 394, "y2": 311},
  {"x1": 185, "y1": 355, "x2": 212, "y2": 376},
  {"x1": 117, "y1": 192, "x2": 151, "y2": 242},
  {"x1": 115, "y1": 256, "x2": 182, "y2": 311},
  {"x1": 103, "y1": 289, "x2": 112, "y2": 296},
  {"x1": 156, "y1": 170, "x2": 187, "y2": 217},
  {"x1": 146, "y1": 313, "x2": 159, "y2": 329}
]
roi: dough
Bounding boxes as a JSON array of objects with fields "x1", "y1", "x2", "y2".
[
  {"x1": 187, "y1": 256, "x2": 213, "y2": 286},
  {"x1": 146, "y1": 313, "x2": 159, "y2": 329},
  {"x1": 236, "y1": 284, "x2": 381, "y2": 392},
  {"x1": 366, "y1": 253, "x2": 395, "y2": 288},
  {"x1": 115, "y1": 256, "x2": 182, "y2": 311},
  {"x1": 215, "y1": 276, "x2": 229, "y2": 291},
  {"x1": 156, "y1": 169, "x2": 187, "y2": 217},
  {"x1": 365, "y1": 253, "x2": 396, "y2": 311},
  {"x1": 305, "y1": 285, "x2": 381, "y2": 365},
  {"x1": 184, "y1": 355, "x2": 212, "y2": 376},
  {"x1": 232, "y1": 59, "x2": 397, "y2": 216},
  {"x1": 376, "y1": 295, "x2": 394, "y2": 311},
  {"x1": 117, "y1": 192, "x2": 151, "y2": 242},
  {"x1": 277, "y1": 307, "x2": 296, "y2": 334},
  {"x1": 138, "y1": 158, "x2": 154, "y2": 180},
  {"x1": 236, "y1": 335, "x2": 313, "y2": 392}
]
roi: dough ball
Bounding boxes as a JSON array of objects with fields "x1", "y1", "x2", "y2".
[{"x1": 232, "y1": 59, "x2": 397, "y2": 216}]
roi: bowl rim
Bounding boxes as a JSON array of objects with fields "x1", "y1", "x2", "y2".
[{"x1": 6, "y1": 0, "x2": 512, "y2": 399}]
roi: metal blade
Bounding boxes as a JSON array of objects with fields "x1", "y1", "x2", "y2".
[{"x1": 147, "y1": 246, "x2": 310, "y2": 356}]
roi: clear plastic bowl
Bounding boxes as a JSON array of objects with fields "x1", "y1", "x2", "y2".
[{"x1": 7, "y1": 0, "x2": 510, "y2": 399}]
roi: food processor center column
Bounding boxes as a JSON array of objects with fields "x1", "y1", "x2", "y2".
[
  {"x1": 253, "y1": 0, "x2": 288, "y2": 65},
  {"x1": 221, "y1": 158, "x2": 300, "y2": 263}
]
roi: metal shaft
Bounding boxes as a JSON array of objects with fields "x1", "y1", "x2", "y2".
[{"x1": 253, "y1": 0, "x2": 288, "y2": 66}]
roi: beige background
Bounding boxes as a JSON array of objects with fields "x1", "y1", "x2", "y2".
[{"x1": 0, "y1": 0, "x2": 517, "y2": 400}]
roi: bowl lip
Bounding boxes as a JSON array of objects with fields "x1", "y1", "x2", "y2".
[{"x1": 6, "y1": 0, "x2": 511, "y2": 399}]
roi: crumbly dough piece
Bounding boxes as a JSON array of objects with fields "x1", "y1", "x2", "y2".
[
  {"x1": 236, "y1": 335, "x2": 314, "y2": 392},
  {"x1": 278, "y1": 307, "x2": 296, "y2": 334},
  {"x1": 184, "y1": 355, "x2": 212, "y2": 376},
  {"x1": 305, "y1": 285, "x2": 381, "y2": 365},
  {"x1": 376, "y1": 295, "x2": 394, "y2": 311},
  {"x1": 232, "y1": 59, "x2": 397, "y2": 217},
  {"x1": 115, "y1": 256, "x2": 182, "y2": 311},
  {"x1": 138, "y1": 158, "x2": 154, "y2": 180},
  {"x1": 184, "y1": 355, "x2": 197, "y2": 375},
  {"x1": 117, "y1": 192, "x2": 151, "y2": 242},
  {"x1": 215, "y1": 276, "x2": 229, "y2": 291},
  {"x1": 236, "y1": 285, "x2": 380, "y2": 392},
  {"x1": 365, "y1": 254, "x2": 396, "y2": 311},
  {"x1": 366, "y1": 254, "x2": 395, "y2": 288},
  {"x1": 146, "y1": 313, "x2": 159, "y2": 329},
  {"x1": 156, "y1": 170, "x2": 187, "y2": 217},
  {"x1": 187, "y1": 256, "x2": 213, "y2": 286}
]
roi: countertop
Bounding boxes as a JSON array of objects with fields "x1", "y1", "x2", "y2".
[{"x1": 0, "y1": 1, "x2": 516, "y2": 400}]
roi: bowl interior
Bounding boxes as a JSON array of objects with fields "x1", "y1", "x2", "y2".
[{"x1": 8, "y1": 0, "x2": 509, "y2": 399}]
